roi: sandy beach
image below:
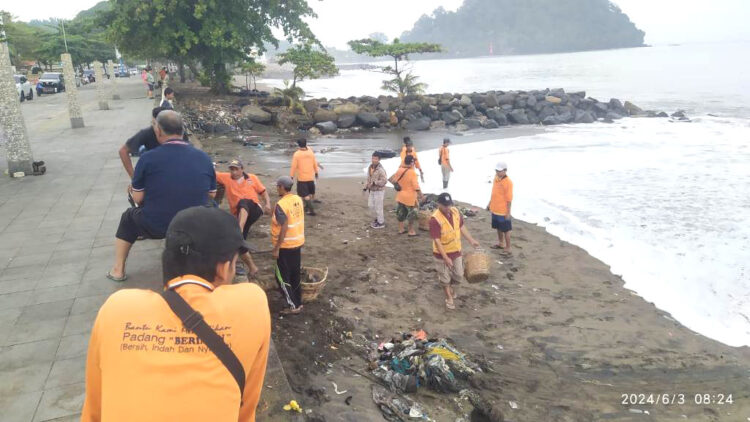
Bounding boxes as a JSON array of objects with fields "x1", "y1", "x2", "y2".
[{"x1": 201, "y1": 132, "x2": 750, "y2": 421}]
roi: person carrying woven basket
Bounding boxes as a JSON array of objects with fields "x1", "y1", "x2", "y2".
[
  {"x1": 430, "y1": 193, "x2": 480, "y2": 309},
  {"x1": 271, "y1": 176, "x2": 305, "y2": 315}
]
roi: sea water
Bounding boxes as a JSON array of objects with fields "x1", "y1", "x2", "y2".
[{"x1": 267, "y1": 42, "x2": 750, "y2": 346}]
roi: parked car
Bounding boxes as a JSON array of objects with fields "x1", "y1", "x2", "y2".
[
  {"x1": 129, "y1": 67, "x2": 138, "y2": 76},
  {"x1": 82, "y1": 69, "x2": 95, "y2": 83},
  {"x1": 14, "y1": 75, "x2": 34, "y2": 102},
  {"x1": 39, "y1": 72, "x2": 65, "y2": 94}
]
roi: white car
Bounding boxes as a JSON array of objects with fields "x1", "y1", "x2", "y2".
[{"x1": 15, "y1": 75, "x2": 34, "y2": 102}]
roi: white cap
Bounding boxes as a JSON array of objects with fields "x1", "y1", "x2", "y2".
[{"x1": 495, "y1": 161, "x2": 507, "y2": 171}]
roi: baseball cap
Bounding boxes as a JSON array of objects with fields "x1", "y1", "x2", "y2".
[
  {"x1": 165, "y1": 206, "x2": 251, "y2": 258},
  {"x1": 277, "y1": 176, "x2": 294, "y2": 190},
  {"x1": 495, "y1": 161, "x2": 508, "y2": 171},
  {"x1": 228, "y1": 159, "x2": 243, "y2": 169},
  {"x1": 437, "y1": 192, "x2": 454, "y2": 206},
  {"x1": 443, "y1": 138, "x2": 451, "y2": 144}
]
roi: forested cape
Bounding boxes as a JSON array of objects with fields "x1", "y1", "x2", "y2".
[{"x1": 400, "y1": 0, "x2": 645, "y2": 57}]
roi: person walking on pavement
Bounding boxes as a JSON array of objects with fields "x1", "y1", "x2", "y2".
[
  {"x1": 488, "y1": 161, "x2": 514, "y2": 254},
  {"x1": 82, "y1": 206, "x2": 270, "y2": 422},
  {"x1": 289, "y1": 139, "x2": 323, "y2": 215},
  {"x1": 439, "y1": 138, "x2": 454, "y2": 189},
  {"x1": 430, "y1": 193, "x2": 480, "y2": 309},
  {"x1": 365, "y1": 151, "x2": 388, "y2": 229},
  {"x1": 145, "y1": 66, "x2": 155, "y2": 99},
  {"x1": 400, "y1": 137, "x2": 425, "y2": 182},
  {"x1": 389, "y1": 155, "x2": 424, "y2": 236},
  {"x1": 271, "y1": 176, "x2": 306, "y2": 315}
]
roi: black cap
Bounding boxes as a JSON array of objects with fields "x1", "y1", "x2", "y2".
[
  {"x1": 443, "y1": 137, "x2": 451, "y2": 144},
  {"x1": 437, "y1": 193, "x2": 453, "y2": 206},
  {"x1": 165, "y1": 206, "x2": 251, "y2": 258}
]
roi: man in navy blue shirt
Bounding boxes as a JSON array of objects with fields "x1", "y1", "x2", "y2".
[{"x1": 107, "y1": 111, "x2": 217, "y2": 282}]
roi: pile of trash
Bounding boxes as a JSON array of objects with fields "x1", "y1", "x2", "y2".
[
  {"x1": 419, "y1": 195, "x2": 479, "y2": 217},
  {"x1": 369, "y1": 331, "x2": 482, "y2": 395}
]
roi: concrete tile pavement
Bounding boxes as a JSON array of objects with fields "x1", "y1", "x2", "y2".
[{"x1": 0, "y1": 78, "x2": 162, "y2": 421}]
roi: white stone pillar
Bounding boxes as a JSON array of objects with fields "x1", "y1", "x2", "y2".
[
  {"x1": 61, "y1": 53, "x2": 84, "y2": 128},
  {"x1": 0, "y1": 42, "x2": 35, "y2": 176},
  {"x1": 107, "y1": 59, "x2": 120, "y2": 100},
  {"x1": 93, "y1": 61, "x2": 109, "y2": 110}
]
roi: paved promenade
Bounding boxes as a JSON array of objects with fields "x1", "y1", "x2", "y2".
[{"x1": 0, "y1": 78, "x2": 183, "y2": 421}]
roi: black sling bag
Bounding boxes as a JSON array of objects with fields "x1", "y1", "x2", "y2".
[{"x1": 161, "y1": 289, "x2": 245, "y2": 397}]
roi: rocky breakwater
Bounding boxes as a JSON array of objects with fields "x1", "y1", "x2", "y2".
[{"x1": 181, "y1": 88, "x2": 675, "y2": 137}]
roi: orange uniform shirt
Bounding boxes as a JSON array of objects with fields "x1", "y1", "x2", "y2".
[
  {"x1": 440, "y1": 146, "x2": 450, "y2": 167},
  {"x1": 400, "y1": 146, "x2": 422, "y2": 171},
  {"x1": 393, "y1": 167, "x2": 420, "y2": 207},
  {"x1": 490, "y1": 175, "x2": 513, "y2": 216},
  {"x1": 216, "y1": 172, "x2": 266, "y2": 215},
  {"x1": 289, "y1": 148, "x2": 319, "y2": 182},
  {"x1": 81, "y1": 276, "x2": 271, "y2": 422}
]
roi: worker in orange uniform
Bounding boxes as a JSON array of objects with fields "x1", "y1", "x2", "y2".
[
  {"x1": 488, "y1": 161, "x2": 514, "y2": 254},
  {"x1": 289, "y1": 139, "x2": 323, "y2": 216},
  {"x1": 430, "y1": 193, "x2": 480, "y2": 309},
  {"x1": 439, "y1": 138, "x2": 453, "y2": 189},
  {"x1": 271, "y1": 176, "x2": 306, "y2": 315},
  {"x1": 81, "y1": 206, "x2": 270, "y2": 422},
  {"x1": 215, "y1": 159, "x2": 272, "y2": 239},
  {"x1": 400, "y1": 137, "x2": 424, "y2": 182}
]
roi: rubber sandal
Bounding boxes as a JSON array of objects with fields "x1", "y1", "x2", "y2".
[
  {"x1": 408, "y1": 233, "x2": 418, "y2": 237},
  {"x1": 490, "y1": 244, "x2": 503, "y2": 250},
  {"x1": 398, "y1": 231, "x2": 407, "y2": 235},
  {"x1": 280, "y1": 306, "x2": 303, "y2": 315},
  {"x1": 106, "y1": 271, "x2": 128, "y2": 282},
  {"x1": 445, "y1": 299, "x2": 456, "y2": 310}
]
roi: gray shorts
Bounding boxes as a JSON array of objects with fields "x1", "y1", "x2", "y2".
[
  {"x1": 435, "y1": 256, "x2": 465, "y2": 285},
  {"x1": 441, "y1": 165, "x2": 451, "y2": 182}
]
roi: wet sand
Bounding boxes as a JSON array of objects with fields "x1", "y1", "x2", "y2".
[{"x1": 201, "y1": 130, "x2": 750, "y2": 421}]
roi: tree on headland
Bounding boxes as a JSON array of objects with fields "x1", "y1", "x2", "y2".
[
  {"x1": 277, "y1": 43, "x2": 338, "y2": 89},
  {"x1": 348, "y1": 38, "x2": 441, "y2": 96},
  {"x1": 238, "y1": 59, "x2": 266, "y2": 90},
  {"x1": 103, "y1": 0, "x2": 317, "y2": 93}
]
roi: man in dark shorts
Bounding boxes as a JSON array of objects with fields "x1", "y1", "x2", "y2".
[
  {"x1": 488, "y1": 161, "x2": 514, "y2": 254},
  {"x1": 107, "y1": 111, "x2": 219, "y2": 282},
  {"x1": 289, "y1": 139, "x2": 323, "y2": 216}
]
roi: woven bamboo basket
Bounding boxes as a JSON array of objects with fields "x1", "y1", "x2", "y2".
[
  {"x1": 463, "y1": 251, "x2": 490, "y2": 283},
  {"x1": 418, "y1": 210, "x2": 432, "y2": 231},
  {"x1": 301, "y1": 266, "x2": 329, "y2": 303}
]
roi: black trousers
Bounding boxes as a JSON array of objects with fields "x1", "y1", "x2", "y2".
[
  {"x1": 236, "y1": 199, "x2": 263, "y2": 239},
  {"x1": 276, "y1": 247, "x2": 302, "y2": 309}
]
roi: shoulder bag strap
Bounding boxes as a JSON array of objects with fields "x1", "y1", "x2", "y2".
[{"x1": 161, "y1": 290, "x2": 245, "y2": 397}]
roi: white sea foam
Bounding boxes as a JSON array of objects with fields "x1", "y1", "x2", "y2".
[{"x1": 381, "y1": 117, "x2": 750, "y2": 347}]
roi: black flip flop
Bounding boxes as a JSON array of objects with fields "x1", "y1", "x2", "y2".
[{"x1": 106, "y1": 271, "x2": 128, "y2": 282}]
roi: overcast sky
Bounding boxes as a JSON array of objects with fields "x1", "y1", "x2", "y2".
[{"x1": 4, "y1": 0, "x2": 750, "y2": 48}]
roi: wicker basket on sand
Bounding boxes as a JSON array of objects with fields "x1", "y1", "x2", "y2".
[
  {"x1": 463, "y1": 250, "x2": 490, "y2": 283},
  {"x1": 301, "y1": 266, "x2": 329, "y2": 303},
  {"x1": 418, "y1": 210, "x2": 432, "y2": 231}
]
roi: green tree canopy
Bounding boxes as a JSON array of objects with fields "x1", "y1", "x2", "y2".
[
  {"x1": 348, "y1": 38, "x2": 441, "y2": 96},
  {"x1": 277, "y1": 43, "x2": 338, "y2": 88},
  {"x1": 103, "y1": 0, "x2": 318, "y2": 93}
]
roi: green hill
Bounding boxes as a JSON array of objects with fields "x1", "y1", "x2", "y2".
[{"x1": 400, "y1": 0, "x2": 645, "y2": 57}]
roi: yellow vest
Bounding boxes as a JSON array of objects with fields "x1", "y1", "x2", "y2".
[
  {"x1": 432, "y1": 207, "x2": 462, "y2": 254},
  {"x1": 271, "y1": 194, "x2": 305, "y2": 249}
]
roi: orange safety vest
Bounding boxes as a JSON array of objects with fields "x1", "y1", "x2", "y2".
[
  {"x1": 440, "y1": 146, "x2": 450, "y2": 166},
  {"x1": 432, "y1": 207, "x2": 462, "y2": 255},
  {"x1": 271, "y1": 194, "x2": 305, "y2": 249}
]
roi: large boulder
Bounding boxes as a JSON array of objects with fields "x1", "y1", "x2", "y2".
[
  {"x1": 377, "y1": 100, "x2": 391, "y2": 111},
  {"x1": 405, "y1": 101, "x2": 423, "y2": 114},
  {"x1": 609, "y1": 98, "x2": 624, "y2": 110},
  {"x1": 259, "y1": 96, "x2": 284, "y2": 107},
  {"x1": 558, "y1": 111, "x2": 574, "y2": 123},
  {"x1": 550, "y1": 88, "x2": 565, "y2": 98},
  {"x1": 441, "y1": 110, "x2": 463, "y2": 125},
  {"x1": 334, "y1": 102, "x2": 360, "y2": 115},
  {"x1": 337, "y1": 114, "x2": 356, "y2": 129},
  {"x1": 241, "y1": 105, "x2": 272, "y2": 124},
  {"x1": 315, "y1": 121, "x2": 337, "y2": 134},
  {"x1": 545, "y1": 96, "x2": 562, "y2": 104},
  {"x1": 526, "y1": 95, "x2": 537, "y2": 107},
  {"x1": 494, "y1": 113, "x2": 509, "y2": 126},
  {"x1": 538, "y1": 107, "x2": 557, "y2": 121},
  {"x1": 574, "y1": 110, "x2": 595, "y2": 123},
  {"x1": 498, "y1": 93, "x2": 516, "y2": 105},
  {"x1": 459, "y1": 95, "x2": 472, "y2": 106},
  {"x1": 464, "y1": 118, "x2": 482, "y2": 129},
  {"x1": 606, "y1": 111, "x2": 624, "y2": 120},
  {"x1": 303, "y1": 99, "x2": 319, "y2": 114},
  {"x1": 314, "y1": 109, "x2": 338, "y2": 123},
  {"x1": 356, "y1": 112, "x2": 380, "y2": 128},
  {"x1": 542, "y1": 116, "x2": 561, "y2": 125},
  {"x1": 508, "y1": 109, "x2": 530, "y2": 124},
  {"x1": 569, "y1": 91, "x2": 586, "y2": 98},
  {"x1": 430, "y1": 120, "x2": 446, "y2": 130},
  {"x1": 526, "y1": 109, "x2": 540, "y2": 124},
  {"x1": 486, "y1": 108, "x2": 504, "y2": 121},
  {"x1": 405, "y1": 117, "x2": 432, "y2": 131},
  {"x1": 485, "y1": 93, "x2": 499, "y2": 108},
  {"x1": 464, "y1": 104, "x2": 477, "y2": 116},
  {"x1": 482, "y1": 119, "x2": 500, "y2": 129},
  {"x1": 593, "y1": 102, "x2": 609, "y2": 115},
  {"x1": 624, "y1": 101, "x2": 643, "y2": 115}
]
